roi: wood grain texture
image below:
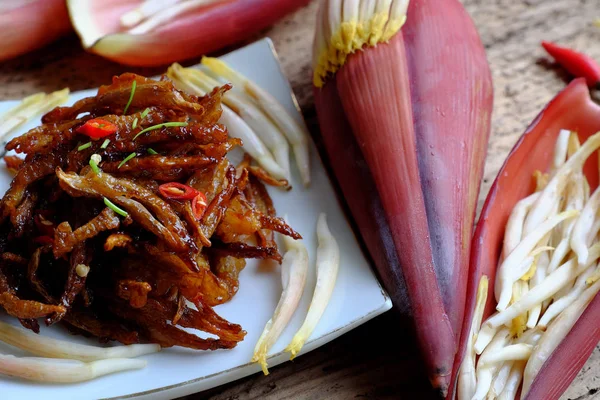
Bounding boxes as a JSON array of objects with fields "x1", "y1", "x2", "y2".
[{"x1": 0, "y1": 1, "x2": 599, "y2": 399}]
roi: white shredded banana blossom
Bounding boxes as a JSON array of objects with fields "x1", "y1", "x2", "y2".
[
  {"x1": 551, "y1": 129, "x2": 571, "y2": 172},
  {"x1": 497, "y1": 361, "x2": 526, "y2": 400},
  {"x1": 571, "y1": 186, "x2": 600, "y2": 266},
  {"x1": 252, "y1": 227, "x2": 309, "y2": 375},
  {"x1": 495, "y1": 210, "x2": 578, "y2": 310},
  {"x1": 203, "y1": 57, "x2": 312, "y2": 186},
  {"x1": 285, "y1": 214, "x2": 339, "y2": 359},
  {"x1": 485, "y1": 243, "x2": 600, "y2": 329},
  {"x1": 0, "y1": 88, "x2": 69, "y2": 147},
  {"x1": 537, "y1": 263, "x2": 597, "y2": 327},
  {"x1": 522, "y1": 277, "x2": 600, "y2": 395},
  {"x1": 0, "y1": 320, "x2": 160, "y2": 362},
  {"x1": 457, "y1": 276, "x2": 488, "y2": 400},
  {"x1": 472, "y1": 328, "x2": 511, "y2": 400},
  {"x1": 167, "y1": 64, "x2": 286, "y2": 180},
  {"x1": 176, "y1": 66, "x2": 291, "y2": 179},
  {"x1": 523, "y1": 131, "x2": 600, "y2": 235},
  {"x1": 0, "y1": 354, "x2": 146, "y2": 383}
]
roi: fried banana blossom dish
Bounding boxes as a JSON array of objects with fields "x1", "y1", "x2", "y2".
[{"x1": 0, "y1": 73, "x2": 300, "y2": 351}]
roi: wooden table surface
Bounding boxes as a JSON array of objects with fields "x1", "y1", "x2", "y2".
[{"x1": 1, "y1": 1, "x2": 600, "y2": 399}]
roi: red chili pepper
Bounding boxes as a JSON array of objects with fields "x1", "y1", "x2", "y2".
[
  {"x1": 542, "y1": 41, "x2": 600, "y2": 88},
  {"x1": 76, "y1": 118, "x2": 118, "y2": 139},
  {"x1": 158, "y1": 182, "x2": 199, "y2": 200},
  {"x1": 191, "y1": 192, "x2": 208, "y2": 220}
]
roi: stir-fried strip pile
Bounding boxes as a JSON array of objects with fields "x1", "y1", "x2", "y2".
[
  {"x1": 458, "y1": 130, "x2": 600, "y2": 400},
  {"x1": 167, "y1": 60, "x2": 311, "y2": 186},
  {"x1": 0, "y1": 73, "x2": 300, "y2": 352}
]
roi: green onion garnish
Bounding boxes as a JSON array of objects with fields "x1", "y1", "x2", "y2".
[
  {"x1": 100, "y1": 139, "x2": 110, "y2": 149},
  {"x1": 118, "y1": 152, "x2": 136, "y2": 169},
  {"x1": 89, "y1": 159, "x2": 100, "y2": 174},
  {"x1": 78, "y1": 142, "x2": 92, "y2": 151},
  {"x1": 123, "y1": 80, "x2": 137, "y2": 115},
  {"x1": 132, "y1": 117, "x2": 138, "y2": 129},
  {"x1": 147, "y1": 148, "x2": 158, "y2": 155},
  {"x1": 132, "y1": 122, "x2": 188, "y2": 140},
  {"x1": 140, "y1": 107, "x2": 150, "y2": 119},
  {"x1": 104, "y1": 198, "x2": 128, "y2": 217}
]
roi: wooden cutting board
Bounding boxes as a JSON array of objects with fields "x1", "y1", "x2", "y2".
[{"x1": 0, "y1": 1, "x2": 599, "y2": 399}]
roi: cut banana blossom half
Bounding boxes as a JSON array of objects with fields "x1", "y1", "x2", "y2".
[
  {"x1": 451, "y1": 79, "x2": 600, "y2": 400},
  {"x1": 314, "y1": 0, "x2": 493, "y2": 393},
  {"x1": 0, "y1": 88, "x2": 70, "y2": 150},
  {"x1": 66, "y1": 0, "x2": 310, "y2": 66},
  {"x1": 202, "y1": 57, "x2": 311, "y2": 186},
  {"x1": 0, "y1": 320, "x2": 160, "y2": 362},
  {"x1": 0, "y1": 354, "x2": 146, "y2": 383},
  {"x1": 0, "y1": 0, "x2": 71, "y2": 62},
  {"x1": 285, "y1": 213, "x2": 340, "y2": 359},
  {"x1": 252, "y1": 225, "x2": 308, "y2": 375},
  {"x1": 169, "y1": 64, "x2": 291, "y2": 180},
  {"x1": 166, "y1": 64, "x2": 286, "y2": 180}
]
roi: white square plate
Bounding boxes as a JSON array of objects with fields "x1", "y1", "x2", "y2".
[{"x1": 0, "y1": 39, "x2": 391, "y2": 400}]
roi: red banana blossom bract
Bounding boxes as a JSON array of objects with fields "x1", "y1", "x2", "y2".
[
  {"x1": 313, "y1": 0, "x2": 492, "y2": 394},
  {"x1": 67, "y1": 0, "x2": 310, "y2": 67},
  {"x1": 0, "y1": 0, "x2": 71, "y2": 62}
]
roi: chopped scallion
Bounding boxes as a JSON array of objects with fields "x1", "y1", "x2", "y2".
[
  {"x1": 132, "y1": 117, "x2": 138, "y2": 129},
  {"x1": 100, "y1": 139, "x2": 110, "y2": 149},
  {"x1": 89, "y1": 159, "x2": 100, "y2": 174},
  {"x1": 140, "y1": 107, "x2": 150, "y2": 119},
  {"x1": 77, "y1": 142, "x2": 92, "y2": 151},
  {"x1": 147, "y1": 148, "x2": 158, "y2": 155},
  {"x1": 123, "y1": 80, "x2": 137, "y2": 115},
  {"x1": 132, "y1": 122, "x2": 188, "y2": 140},
  {"x1": 118, "y1": 152, "x2": 136, "y2": 169},
  {"x1": 103, "y1": 198, "x2": 128, "y2": 217}
]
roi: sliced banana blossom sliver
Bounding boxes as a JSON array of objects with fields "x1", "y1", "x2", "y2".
[
  {"x1": 571, "y1": 186, "x2": 600, "y2": 266},
  {"x1": 457, "y1": 276, "x2": 488, "y2": 400},
  {"x1": 0, "y1": 320, "x2": 160, "y2": 362},
  {"x1": 485, "y1": 243, "x2": 600, "y2": 329},
  {"x1": 495, "y1": 210, "x2": 579, "y2": 311},
  {"x1": 523, "y1": 131, "x2": 600, "y2": 236},
  {"x1": 0, "y1": 354, "x2": 146, "y2": 383},
  {"x1": 202, "y1": 57, "x2": 312, "y2": 186},
  {"x1": 173, "y1": 65, "x2": 291, "y2": 180},
  {"x1": 252, "y1": 229, "x2": 309, "y2": 375},
  {"x1": 498, "y1": 361, "x2": 526, "y2": 400},
  {"x1": 522, "y1": 277, "x2": 600, "y2": 396},
  {"x1": 551, "y1": 129, "x2": 571, "y2": 172},
  {"x1": 285, "y1": 213, "x2": 340, "y2": 359},
  {"x1": 471, "y1": 328, "x2": 511, "y2": 400},
  {"x1": 167, "y1": 64, "x2": 286, "y2": 180},
  {"x1": 0, "y1": 88, "x2": 69, "y2": 146}
]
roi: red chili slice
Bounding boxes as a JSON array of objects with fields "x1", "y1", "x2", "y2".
[
  {"x1": 76, "y1": 118, "x2": 118, "y2": 139},
  {"x1": 191, "y1": 192, "x2": 208, "y2": 220},
  {"x1": 158, "y1": 182, "x2": 199, "y2": 200}
]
